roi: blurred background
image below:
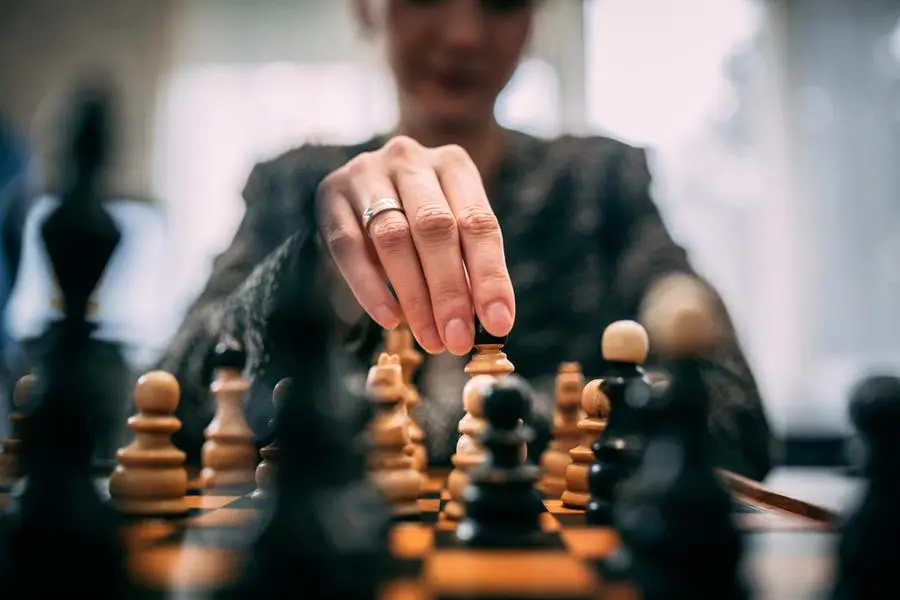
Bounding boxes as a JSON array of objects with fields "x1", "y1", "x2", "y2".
[{"x1": 0, "y1": 0, "x2": 898, "y2": 466}]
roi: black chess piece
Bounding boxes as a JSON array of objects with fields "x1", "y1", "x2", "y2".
[
  {"x1": 474, "y1": 315, "x2": 507, "y2": 346},
  {"x1": 457, "y1": 374, "x2": 545, "y2": 547},
  {"x1": 0, "y1": 84, "x2": 132, "y2": 597},
  {"x1": 229, "y1": 242, "x2": 391, "y2": 600},
  {"x1": 831, "y1": 374, "x2": 900, "y2": 600},
  {"x1": 613, "y1": 351, "x2": 746, "y2": 600},
  {"x1": 585, "y1": 321, "x2": 650, "y2": 525}
]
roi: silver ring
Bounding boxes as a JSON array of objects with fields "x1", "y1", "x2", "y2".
[{"x1": 362, "y1": 197, "x2": 405, "y2": 234}]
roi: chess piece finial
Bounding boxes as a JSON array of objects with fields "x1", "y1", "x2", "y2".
[
  {"x1": 464, "y1": 316, "x2": 514, "y2": 378},
  {"x1": 583, "y1": 379, "x2": 611, "y2": 419},
  {"x1": 369, "y1": 352, "x2": 404, "y2": 398},
  {"x1": 482, "y1": 375, "x2": 531, "y2": 426},
  {"x1": 213, "y1": 338, "x2": 247, "y2": 370},
  {"x1": 640, "y1": 274, "x2": 719, "y2": 358},
  {"x1": 601, "y1": 320, "x2": 649, "y2": 364},
  {"x1": 109, "y1": 371, "x2": 188, "y2": 516},
  {"x1": 474, "y1": 316, "x2": 508, "y2": 346}
]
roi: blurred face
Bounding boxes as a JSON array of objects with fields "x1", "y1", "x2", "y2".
[{"x1": 374, "y1": 0, "x2": 536, "y2": 130}]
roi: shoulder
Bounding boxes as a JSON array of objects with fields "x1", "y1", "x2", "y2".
[
  {"x1": 504, "y1": 131, "x2": 652, "y2": 203},
  {"x1": 242, "y1": 136, "x2": 382, "y2": 205},
  {"x1": 507, "y1": 130, "x2": 648, "y2": 185},
  {"x1": 543, "y1": 135, "x2": 645, "y2": 169}
]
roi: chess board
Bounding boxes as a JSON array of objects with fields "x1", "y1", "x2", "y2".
[{"x1": 1, "y1": 468, "x2": 839, "y2": 599}]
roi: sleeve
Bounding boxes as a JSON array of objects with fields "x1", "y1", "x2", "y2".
[
  {"x1": 155, "y1": 153, "x2": 322, "y2": 462},
  {"x1": 602, "y1": 143, "x2": 776, "y2": 481}
]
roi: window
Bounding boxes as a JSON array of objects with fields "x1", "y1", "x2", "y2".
[{"x1": 583, "y1": 0, "x2": 796, "y2": 414}]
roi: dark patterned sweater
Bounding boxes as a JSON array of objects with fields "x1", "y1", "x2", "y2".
[{"x1": 156, "y1": 130, "x2": 775, "y2": 480}]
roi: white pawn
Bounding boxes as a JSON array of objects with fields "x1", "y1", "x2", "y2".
[
  {"x1": 109, "y1": 371, "x2": 188, "y2": 516},
  {"x1": 200, "y1": 343, "x2": 257, "y2": 489}
]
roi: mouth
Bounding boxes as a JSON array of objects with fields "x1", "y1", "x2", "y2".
[{"x1": 430, "y1": 68, "x2": 482, "y2": 93}]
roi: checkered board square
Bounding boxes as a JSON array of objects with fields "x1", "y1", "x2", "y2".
[{"x1": 0, "y1": 469, "x2": 830, "y2": 600}]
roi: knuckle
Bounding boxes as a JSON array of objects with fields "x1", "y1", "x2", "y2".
[
  {"x1": 370, "y1": 214, "x2": 412, "y2": 250},
  {"x1": 324, "y1": 226, "x2": 363, "y2": 259},
  {"x1": 457, "y1": 207, "x2": 500, "y2": 238},
  {"x1": 316, "y1": 170, "x2": 340, "y2": 202},
  {"x1": 344, "y1": 152, "x2": 374, "y2": 179},
  {"x1": 434, "y1": 143, "x2": 472, "y2": 167},
  {"x1": 382, "y1": 135, "x2": 422, "y2": 162},
  {"x1": 412, "y1": 205, "x2": 458, "y2": 241}
]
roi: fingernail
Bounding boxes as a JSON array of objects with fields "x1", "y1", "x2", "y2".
[
  {"x1": 444, "y1": 318, "x2": 474, "y2": 356},
  {"x1": 420, "y1": 325, "x2": 444, "y2": 353},
  {"x1": 373, "y1": 305, "x2": 400, "y2": 330},
  {"x1": 485, "y1": 301, "x2": 513, "y2": 334}
]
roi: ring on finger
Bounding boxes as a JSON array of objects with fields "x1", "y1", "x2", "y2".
[{"x1": 362, "y1": 197, "x2": 405, "y2": 235}]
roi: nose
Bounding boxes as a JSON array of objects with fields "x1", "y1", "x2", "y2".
[{"x1": 440, "y1": 0, "x2": 485, "y2": 47}]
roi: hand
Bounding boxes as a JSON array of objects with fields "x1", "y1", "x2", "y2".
[{"x1": 316, "y1": 136, "x2": 515, "y2": 355}]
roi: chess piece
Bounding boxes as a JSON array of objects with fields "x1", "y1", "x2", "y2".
[
  {"x1": 0, "y1": 85, "x2": 132, "y2": 596},
  {"x1": 251, "y1": 378, "x2": 290, "y2": 501},
  {"x1": 0, "y1": 374, "x2": 35, "y2": 486},
  {"x1": 585, "y1": 320, "x2": 650, "y2": 525},
  {"x1": 539, "y1": 362, "x2": 585, "y2": 497},
  {"x1": 613, "y1": 295, "x2": 746, "y2": 600},
  {"x1": 234, "y1": 284, "x2": 390, "y2": 600},
  {"x1": 109, "y1": 371, "x2": 188, "y2": 516},
  {"x1": 560, "y1": 378, "x2": 609, "y2": 508},
  {"x1": 200, "y1": 340, "x2": 258, "y2": 489},
  {"x1": 367, "y1": 352, "x2": 423, "y2": 516},
  {"x1": 457, "y1": 374, "x2": 544, "y2": 546},
  {"x1": 446, "y1": 318, "x2": 515, "y2": 519},
  {"x1": 384, "y1": 325, "x2": 428, "y2": 471},
  {"x1": 831, "y1": 375, "x2": 900, "y2": 600}
]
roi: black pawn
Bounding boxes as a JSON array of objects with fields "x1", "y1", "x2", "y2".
[
  {"x1": 0, "y1": 84, "x2": 131, "y2": 597},
  {"x1": 613, "y1": 356, "x2": 746, "y2": 600},
  {"x1": 585, "y1": 321, "x2": 650, "y2": 525},
  {"x1": 457, "y1": 375, "x2": 544, "y2": 547},
  {"x1": 831, "y1": 375, "x2": 900, "y2": 600}
]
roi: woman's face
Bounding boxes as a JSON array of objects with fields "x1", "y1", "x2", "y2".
[{"x1": 378, "y1": 0, "x2": 536, "y2": 129}]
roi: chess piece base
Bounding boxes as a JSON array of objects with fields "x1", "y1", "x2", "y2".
[
  {"x1": 111, "y1": 497, "x2": 189, "y2": 517},
  {"x1": 457, "y1": 466, "x2": 544, "y2": 547}
]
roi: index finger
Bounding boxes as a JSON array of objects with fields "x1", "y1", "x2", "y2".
[{"x1": 432, "y1": 145, "x2": 515, "y2": 337}]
